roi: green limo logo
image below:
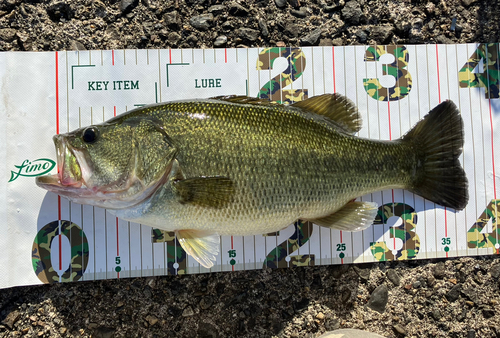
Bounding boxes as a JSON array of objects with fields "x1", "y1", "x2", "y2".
[{"x1": 9, "y1": 159, "x2": 56, "y2": 182}]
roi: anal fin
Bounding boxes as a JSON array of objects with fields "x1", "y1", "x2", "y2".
[
  {"x1": 306, "y1": 201, "x2": 378, "y2": 231},
  {"x1": 176, "y1": 230, "x2": 220, "y2": 268}
]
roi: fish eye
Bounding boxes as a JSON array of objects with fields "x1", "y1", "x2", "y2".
[{"x1": 82, "y1": 127, "x2": 99, "y2": 144}]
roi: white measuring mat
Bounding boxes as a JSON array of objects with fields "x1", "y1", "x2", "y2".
[{"x1": 0, "y1": 44, "x2": 498, "y2": 289}]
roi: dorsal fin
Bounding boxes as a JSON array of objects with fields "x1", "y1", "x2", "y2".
[
  {"x1": 291, "y1": 93, "x2": 362, "y2": 134},
  {"x1": 210, "y1": 95, "x2": 280, "y2": 106}
]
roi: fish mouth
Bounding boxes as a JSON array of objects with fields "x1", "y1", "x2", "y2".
[
  {"x1": 36, "y1": 135, "x2": 88, "y2": 197},
  {"x1": 36, "y1": 134, "x2": 174, "y2": 209}
]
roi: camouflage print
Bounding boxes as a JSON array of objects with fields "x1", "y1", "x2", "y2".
[
  {"x1": 363, "y1": 45, "x2": 413, "y2": 101},
  {"x1": 467, "y1": 199, "x2": 499, "y2": 248},
  {"x1": 32, "y1": 220, "x2": 89, "y2": 284},
  {"x1": 459, "y1": 43, "x2": 500, "y2": 99},
  {"x1": 256, "y1": 47, "x2": 308, "y2": 105},
  {"x1": 263, "y1": 220, "x2": 315, "y2": 269},
  {"x1": 370, "y1": 203, "x2": 420, "y2": 261},
  {"x1": 151, "y1": 229, "x2": 187, "y2": 275}
]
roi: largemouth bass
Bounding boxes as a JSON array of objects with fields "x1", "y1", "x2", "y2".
[{"x1": 36, "y1": 94, "x2": 468, "y2": 268}]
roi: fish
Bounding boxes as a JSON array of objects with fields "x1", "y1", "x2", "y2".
[{"x1": 36, "y1": 94, "x2": 468, "y2": 268}]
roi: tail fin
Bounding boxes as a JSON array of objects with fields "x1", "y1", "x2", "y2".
[{"x1": 403, "y1": 100, "x2": 468, "y2": 210}]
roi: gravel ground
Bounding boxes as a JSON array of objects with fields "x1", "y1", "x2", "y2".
[{"x1": 1, "y1": 0, "x2": 500, "y2": 337}]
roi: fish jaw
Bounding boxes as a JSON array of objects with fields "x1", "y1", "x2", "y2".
[{"x1": 36, "y1": 134, "x2": 171, "y2": 209}]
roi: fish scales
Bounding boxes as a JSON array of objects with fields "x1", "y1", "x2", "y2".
[{"x1": 113, "y1": 99, "x2": 413, "y2": 235}]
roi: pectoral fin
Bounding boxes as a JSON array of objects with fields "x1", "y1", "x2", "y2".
[
  {"x1": 173, "y1": 176, "x2": 235, "y2": 208},
  {"x1": 176, "y1": 230, "x2": 220, "y2": 268},
  {"x1": 306, "y1": 201, "x2": 378, "y2": 231}
]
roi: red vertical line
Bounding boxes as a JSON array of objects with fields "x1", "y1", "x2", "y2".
[
  {"x1": 55, "y1": 52, "x2": 63, "y2": 272},
  {"x1": 169, "y1": 49, "x2": 172, "y2": 64},
  {"x1": 340, "y1": 231, "x2": 343, "y2": 264},
  {"x1": 332, "y1": 47, "x2": 336, "y2": 92},
  {"x1": 114, "y1": 106, "x2": 120, "y2": 277},
  {"x1": 225, "y1": 48, "x2": 227, "y2": 63},
  {"x1": 112, "y1": 50, "x2": 115, "y2": 66},
  {"x1": 436, "y1": 45, "x2": 448, "y2": 256},
  {"x1": 229, "y1": 41, "x2": 233, "y2": 271}
]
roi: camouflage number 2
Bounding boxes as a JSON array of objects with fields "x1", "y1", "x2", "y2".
[
  {"x1": 256, "y1": 47, "x2": 308, "y2": 105},
  {"x1": 363, "y1": 45, "x2": 413, "y2": 101},
  {"x1": 263, "y1": 220, "x2": 315, "y2": 269},
  {"x1": 32, "y1": 220, "x2": 89, "y2": 283}
]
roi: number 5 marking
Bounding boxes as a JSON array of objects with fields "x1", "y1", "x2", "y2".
[{"x1": 363, "y1": 45, "x2": 412, "y2": 101}]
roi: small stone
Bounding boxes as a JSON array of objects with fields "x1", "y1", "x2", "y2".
[
  {"x1": 449, "y1": 278, "x2": 457, "y2": 285},
  {"x1": 355, "y1": 29, "x2": 368, "y2": 43},
  {"x1": 214, "y1": 36, "x2": 227, "y2": 48},
  {"x1": 228, "y1": 2, "x2": 248, "y2": 16},
  {"x1": 467, "y1": 329, "x2": 476, "y2": 338},
  {"x1": 341, "y1": 0, "x2": 364, "y2": 25},
  {"x1": 88, "y1": 323, "x2": 99, "y2": 329},
  {"x1": 182, "y1": 306, "x2": 195, "y2": 317},
  {"x1": 466, "y1": 301, "x2": 474, "y2": 306},
  {"x1": 0, "y1": 28, "x2": 17, "y2": 42},
  {"x1": 288, "y1": 0, "x2": 300, "y2": 8},
  {"x1": 331, "y1": 38, "x2": 343, "y2": 46},
  {"x1": 167, "y1": 32, "x2": 181, "y2": 45},
  {"x1": 367, "y1": 284, "x2": 388, "y2": 313},
  {"x1": 208, "y1": 5, "x2": 225, "y2": 15},
  {"x1": 318, "y1": 38, "x2": 333, "y2": 46},
  {"x1": 145, "y1": 315, "x2": 158, "y2": 326},
  {"x1": 370, "y1": 25, "x2": 394, "y2": 44},
  {"x1": 190, "y1": 14, "x2": 214, "y2": 31},
  {"x1": 393, "y1": 324, "x2": 407, "y2": 335},
  {"x1": 59, "y1": 327, "x2": 67, "y2": 334},
  {"x1": 431, "y1": 308, "x2": 442, "y2": 321},
  {"x1": 433, "y1": 262, "x2": 446, "y2": 279},
  {"x1": 117, "y1": 301, "x2": 124, "y2": 308},
  {"x1": 258, "y1": 17, "x2": 269, "y2": 37},
  {"x1": 386, "y1": 270, "x2": 400, "y2": 286},
  {"x1": 163, "y1": 10, "x2": 180, "y2": 29},
  {"x1": 290, "y1": 8, "x2": 307, "y2": 18},
  {"x1": 239, "y1": 28, "x2": 260, "y2": 42},
  {"x1": 200, "y1": 296, "x2": 213, "y2": 310},
  {"x1": 353, "y1": 266, "x2": 371, "y2": 281},
  {"x1": 284, "y1": 23, "x2": 300, "y2": 38},
  {"x1": 446, "y1": 284, "x2": 461, "y2": 302},
  {"x1": 93, "y1": 326, "x2": 115, "y2": 338},
  {"x1": 324, "y1": 318, "x2": 340, "y2": 331},
  {"x1": 435, "y1": 35, "x2": 453, "y2": 44},
  {"x1": 412, "y1": 280, "x2": 422, "y2": 289},
  {"x1": 316, "y1": 312, "x2": 325, "y2": 320},
  {"x1": 68, "y1": 40, "x2": 86, "y2": 50},
  {"x1": 461, "y1": 0, "x2": 477, "y2": 5},
  {"x1": 301, "y1": 28, "x2": 321, "y2": 46},
  {"x1": 2, "y1": 310, "x2": 20, "y2": 329},
  {"x1": 120, "y1": 0, "x2": 137, "y2": 13},
  {"x1": 274, "y1": 0, "x2": 287, "y2": 8},
  {"x1": 427, "y1": 275, "x2": 436, "y2": 287},
  {"x1": 490, "y1": 264, "x2": 500, "y2": 279},
  {"x1": 483, "y1": 307, "x2": 495, "y2": 319}
]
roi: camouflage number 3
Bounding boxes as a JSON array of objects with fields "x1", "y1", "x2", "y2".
[
  {"x1": 370, "y1": 203, "x2": 420, "y2": 261},
  {"x1": 363, "y1": 45, "x2": 413, "y2": 101},
  {"x1": 256, "y1": 47, "x2": 308, "y2": 105},
  {"x1": 32, "y1": 220, "x2": 89, "y2": 283}
]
